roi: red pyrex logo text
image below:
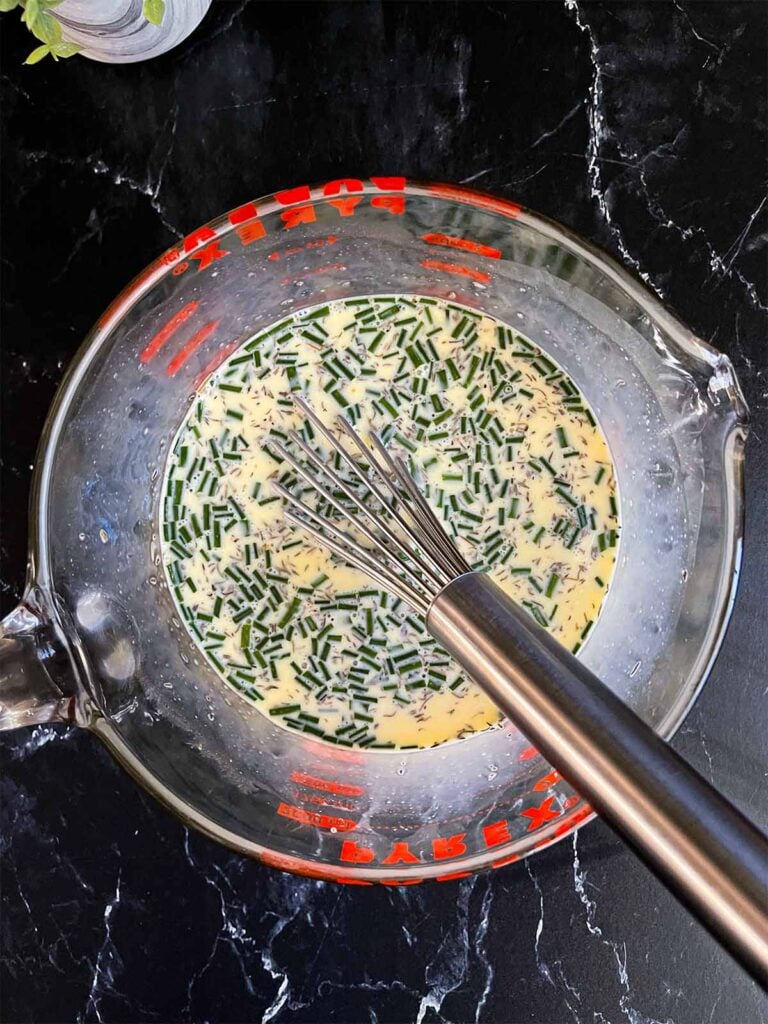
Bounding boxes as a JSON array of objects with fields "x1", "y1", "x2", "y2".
[{"x1": 159, "y1": 177, "x2": 407, "y2": 278}]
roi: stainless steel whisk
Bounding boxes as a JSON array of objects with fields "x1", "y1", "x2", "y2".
[
  {"x1": 273, "y1": 395, "x2": 768, "y2": 985},
  {"x1": 270, "y1": 394, "x2": 472, "y2": 615}
]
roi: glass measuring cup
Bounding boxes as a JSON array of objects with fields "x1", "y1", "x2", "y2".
[{"x1": 0, "y1": 179, "x2": 747, "y2": 883}]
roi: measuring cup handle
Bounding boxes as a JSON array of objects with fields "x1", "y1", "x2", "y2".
[
  {"x1": 429, "y1": 572, "x2": 768, "y2": 986},
  {"x1": 0, "y1": 591, "x2": 77, "y2": 730}
]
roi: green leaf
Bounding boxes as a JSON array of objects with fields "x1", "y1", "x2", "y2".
[
  {"x1": 28, "y1": 8, "x2": 62, "y2": 43},
  {"x1": 0, "y1": 0, "x2": 21, "y2": 12},
  {"x1": 50, "y1": 39, "x2": 81, "y2": 57},
  {"x1": 22, "y1": 0, "x2": 40, "y2": 23},
  {"x1": 24, "y1": 43, "x2": 51, "y2": 64},
  {"x1": 142, "y1": 0, "x2": 165, "y2": 26}
]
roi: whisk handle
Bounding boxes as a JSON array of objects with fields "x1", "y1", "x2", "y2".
[{"x1": 427, "y1": 572, "x2": 768, "y2": 985}]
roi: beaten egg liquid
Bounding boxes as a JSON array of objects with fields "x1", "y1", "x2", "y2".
[{"x1": 162, "y1": 296, "x2": 620, "y2": 749}]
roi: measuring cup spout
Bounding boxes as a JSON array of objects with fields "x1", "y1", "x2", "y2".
[{"x1": 0, "y1": 587, "x2": 80, "y2": 731}]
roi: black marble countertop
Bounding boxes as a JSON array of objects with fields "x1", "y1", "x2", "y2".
[{"x1": 2, "y1": 3, "x2": 767, "y2": 1022}]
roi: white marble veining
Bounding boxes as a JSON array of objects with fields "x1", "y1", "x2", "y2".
[{"x1": 2, "y1": 1, "x2": 766, "y2": 1021}]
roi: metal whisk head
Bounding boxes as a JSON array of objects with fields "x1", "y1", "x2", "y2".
[{"x1": 269, "y1": 395, "x2": 472, "y2": 616}]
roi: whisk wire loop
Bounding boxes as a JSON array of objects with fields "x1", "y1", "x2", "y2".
[{"x1": 272, "y1": 395, "x2": 472, "y2": 610}]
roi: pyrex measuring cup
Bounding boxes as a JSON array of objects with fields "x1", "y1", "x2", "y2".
[{"x1": 0, "y1": 179, "x2": 747, "y2": 883}]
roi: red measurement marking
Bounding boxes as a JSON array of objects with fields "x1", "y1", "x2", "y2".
[
  {"x1": 290, "y1": 771, "x2": 364, "y2": 798},
  {"x1": 190, "y1": 241, "x2": 230, "y2": 271},
  {"x1": 236, "y1": 219, "x2": 266, "y2": 246},
  {"x1": 436, "y1": 871, "x2": 473, "y2": 882},
  {"x1": 482, "y1": 819, "x2": 512, "y2": 847},
  {"x1": 520, "y1": 796, "x2": 561, "y2": 832},
  {"x1": 552, "y1": 804, "x2": 594, "y2": 839},
  {"x1": 281, "y1": 205, "x2": 317, "y2": 229},
  {"x1": 427, "y1": 183, "x2": 521, "y2": 219},
  {"x1": 159, "y1": 247, "x2": 181, "y2": 266},
  {"x1": 228, "y1": 201, "x2": 260, "y2": 225},
  {"x1": 432, "y1": 833, "x2": 468, "y2": 860},
  {"x1": 183, "y1": 225, "x2": 217, "y2": 253},
  {"x1": 268, "y1": 235, "x2": 339, "y2": 261},
  {"x1": 420, "y1": 258, "x2": 491, "y2": 284},
  {"x1": 166, "y1": 320, "x2": 220, "y2": 377},
  {"x1": 422, "y1": 233, "x2": 501, "y2": 259},
  {"x1": 314, "y1": 263, "x2": 347, "y2": 274},
  {"x1": 301, "y1": 793, "x2": 357, "y2": 813},
  {"x1": 322, "y1": 178, "x2": 364, "y2": 195},
  {"x1": 554, "y1": 821, "x2": 576, "y2": 839},
  {"x1": 132, "y1": 255, "x2": 171, "y2": 286},
  {"x1": 277, "y1": 802, "x2": 356, "y2": 832},
  {"x1": 370, "y1": 176, "x2": 406, "y2": 191},
  {"x1": 334, "y1": 877, "x2": 373, "y2": 886},
  {"x1": 340, "y1": 840, "x2": 375, "y2": 863},
  {"x1": 519, "y1": 745, "x2": 539, "y2": 762},
  {"x1": 533, "y1": 769, "x2": 561, "y2": 792},
  {"x1": 260, "y1": 849, "x2": 331, "y2": 879},
  {"x1": 276, "y1": 185, "x2": 312, "y2": 206},
  {"x1": 491, "y1": 852, "x2": 520, "y2": 869},
  {"x1": 370, "y1": 194, "x2": 405, "y2": 215},
  {"x1": 192, "y1": 339, "x2": 239, "y2": 390},
  {"x1": 381, "y1": 879, "x2": 422, "y2": 887},
  {"x1": 381, "y1": 842, "x2": 421, "y2": 866},
  {"x1": 139, "y1": 301, "x2": 201, "y2": 364},
  {"x1": 328, "y1": 196, "x2": 363, "y2": 217}
]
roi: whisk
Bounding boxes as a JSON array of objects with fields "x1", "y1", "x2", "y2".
[{"x1": 273, "y1": 395, "x2": 768, "y2": 984}]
